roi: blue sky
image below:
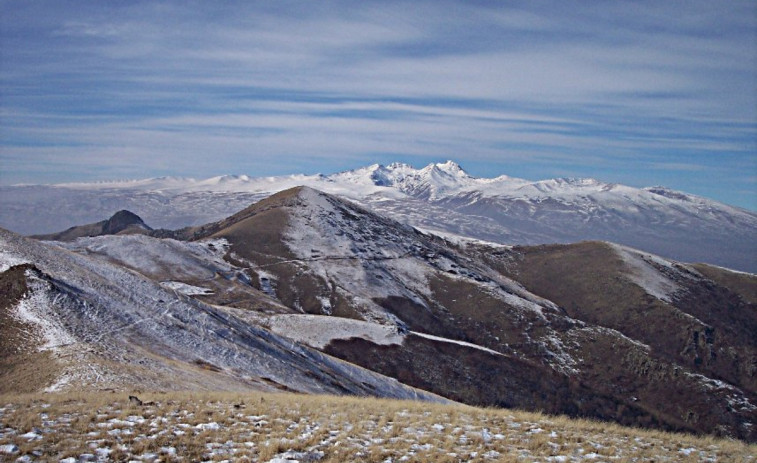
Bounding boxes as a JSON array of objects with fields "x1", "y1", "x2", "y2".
[{"x1": 1, "y1": 0, "x2": 755, "y2": 210}]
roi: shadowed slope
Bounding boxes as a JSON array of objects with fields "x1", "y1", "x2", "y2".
[{"x1": 31, "y1": 210, "x2": 151, "y2": 241}]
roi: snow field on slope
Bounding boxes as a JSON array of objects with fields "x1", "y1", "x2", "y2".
[
  {"x1": 267, "y1": 314, "x2": 404, "y2": 350},
  {"x1": 267, "y1": 313, "x2": 519, "y2": 358},
  {"x1": 283, "y1": 188, "x2": 435, "y2": 310},
  {"x1": 11, "y1": 270, "x2": 77, "y2": 351},
  {"x1": 409, "y1": 332, "x2": 505, "y2": 357},
  {"x1": 160, "y1": 281, "x2": 214, "y2": 296},
  {"x1": 284, "y1": 187, "x2": 558, "y2": 319},
  {"x1": 1, "y1": 392, "x2": 753, "y2": 462},
  {"x1": 610, "y1": 243, "x2": 693, "y2": 303}
]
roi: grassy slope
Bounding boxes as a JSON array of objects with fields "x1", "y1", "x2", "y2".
[
  {"x1": 691, "y1": 263, "x2": 757, "y2": 304},
  {"x1": 0, "y1": 391, "x2": 754, "y2": 462},
  {"x1": 0, "y1": 264, "x2": 62, "y2": 394},
  {"x1": 469, "y1": 241, "x2": 757, "y2": 440}
]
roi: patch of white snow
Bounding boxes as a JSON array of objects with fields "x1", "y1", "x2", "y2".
[{"x1": 161, "y1": 281, "x2": 214, "y2": 296}]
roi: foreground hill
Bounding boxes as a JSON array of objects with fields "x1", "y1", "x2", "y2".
[
  {"x1": 0, "y1": 227, "x2": 444, "y2": 403},
  {"x1": 2, "y1": 161, "x2": 755, "y2": 272},
  {"x1": 180, "y1": 187, "x2": 757, "y2": 440},
  {"x1": 5, "y1": 187, "x2": 756, "y2": 441},
  {"x1": 0, "y1": 391, "x2": 754, "y2": 462}
]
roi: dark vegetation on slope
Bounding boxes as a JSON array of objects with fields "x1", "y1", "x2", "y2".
[
  {"x1": 31, "y1": 210, "x2": 151, "y2": 241},
  {"x1": 474, "y1": 242, "x2": 757, "y2": 395}
]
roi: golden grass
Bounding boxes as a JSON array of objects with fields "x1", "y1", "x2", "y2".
[{"x1": 0, "y1": 390, "x2": 754, "y2": 462}]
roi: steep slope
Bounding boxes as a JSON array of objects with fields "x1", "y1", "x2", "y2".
[
  {"x1": 0, "y1": 228, "x2": 446, "y2": 402},
  {"x1": 154, "y1": 186, "x2": 756, "y2": 441},
  {"x1": 0, "y1": 263, "x2": 63, "y2": 393},
  {"x1": 471, "y1": 241, "x2": 757, "y2": 394}
]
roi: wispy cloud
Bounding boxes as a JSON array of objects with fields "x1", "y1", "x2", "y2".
[{"x1": 1, "y1": 0, "x2": 755, "y2": 209}]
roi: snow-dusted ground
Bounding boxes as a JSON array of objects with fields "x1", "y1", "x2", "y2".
[
  {"x1": 11, "y1": 272, "x2": 77, "y2": 352},
  {"x1": 275, "y1": 187, "x2": 582, "y2": 374},
  {"x1": 0, "y1": 228, "x2": 447, "y2": 401},
  {"x1": 53, "y1": 235, "x2": 235, "y2": 282},
  {"x1": 610, "y1": 243, "x2": 690, "y2": 303},
  {"x1": 0, "y1": 393, "x2": 753, "y2": 462}
]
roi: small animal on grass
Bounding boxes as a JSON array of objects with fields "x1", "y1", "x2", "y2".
[{"x1": 129, "y1": 395, "x2": 155, "y2": 406}]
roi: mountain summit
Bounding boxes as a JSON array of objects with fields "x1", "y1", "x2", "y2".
[
  {"x1": 31, "y1": 210, "x2": 151, "y2": 241},
  {"x1": 101, "y1": 210, "x2": 149, "y2": 235}
]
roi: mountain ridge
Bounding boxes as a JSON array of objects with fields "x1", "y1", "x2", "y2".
[
  {"x1": 5, "y1": 186, "x2": 757, "y2": 441},
  {"x1": 2, "y1": 160, "x2": 755, "y2": 273}
]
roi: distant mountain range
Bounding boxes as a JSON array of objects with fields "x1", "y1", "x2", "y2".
[
  {"x1": 2, "y1": 187, "x2": 755, "y2": 441},
  {"x1": 2, "y1": 161, "x2": 755, "y2": 272}
]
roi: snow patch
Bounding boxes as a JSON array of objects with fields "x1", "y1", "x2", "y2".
[
  {"x1": 161, "y1": 281, "x2": 214, "y2": 296},
  {"x1": 685, "y1": 372, "x2": 757, "y2": 412},
  {"x1": 410, "y1": 332, "x2": 504, "y2": 357},
  {"x1": 268, "y1": 315, "x2": 404, "y2": 350},
  {"x1": 0, "y1": 249, "x2": 29, "y2": 273},
  {"x1": 12, "y1": 271, "x2": 76, "y2": 351},
  {"x1": 611, "y1": 244, "x2": 683, "y2": 303},
  {"x1": 0, "y1": 444, "x2": 19, "y2": 454}
]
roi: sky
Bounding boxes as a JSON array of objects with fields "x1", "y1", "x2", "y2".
[{"x1": 1, "y1": 1, "x2": 755, "y2": 210}]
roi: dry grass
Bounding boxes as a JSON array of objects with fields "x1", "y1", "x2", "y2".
[{"x1": 0, "y1": 390, "x2": 754, "y2": 462}]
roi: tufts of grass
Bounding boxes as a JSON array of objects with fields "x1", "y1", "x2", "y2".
[{"x1": 0, "y1": 390, "x2": 754, "y2": 462}]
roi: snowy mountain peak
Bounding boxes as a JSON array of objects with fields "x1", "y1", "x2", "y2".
[
  {"x1": 525, "y1": 177, "x2": 609, "y2": 194},
  {"x1": 429, "y1": 160, "x2": 469, "y2": 176},
  {"x1": 389, "y1": 161, "x2": 476, "y2": 199}
]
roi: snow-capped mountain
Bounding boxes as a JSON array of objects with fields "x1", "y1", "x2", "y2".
[{"x1": 1, "y1": 161, "x2": 755, "y2": 272}]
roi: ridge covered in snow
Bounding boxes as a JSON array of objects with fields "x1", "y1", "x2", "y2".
[{"x1": 1, "y1": 160, "x2": 755, "y2": 271}]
